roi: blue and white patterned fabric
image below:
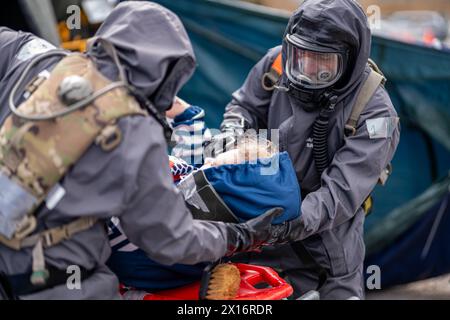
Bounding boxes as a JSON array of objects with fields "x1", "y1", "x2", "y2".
[
  {"x1": 169, "y1": 105, "x2": 211, "y2": 167},
  {"x1": 107, "y1": 217, "x2": 138, "y2": 253},
  {"x1": 168, "y1": 155, "x2": 197, "y2": 183}
]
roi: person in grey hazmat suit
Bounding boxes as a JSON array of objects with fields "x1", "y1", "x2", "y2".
[
  {"x1": 213, "y1": 0, "x2": 401, "y2": 299},
  {"x1": 0, "y1": 2, "x2": 283, "y2": 300}
]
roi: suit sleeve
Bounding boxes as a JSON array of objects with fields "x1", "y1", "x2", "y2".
[
  {"x1": 118, "y1": 116, "x2": 229, "y2": 265},
  {"x1": 295, "y1": 87, "x2": 401, "y2": 239}
]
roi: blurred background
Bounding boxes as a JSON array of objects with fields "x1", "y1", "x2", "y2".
[
  {"x1": 2, "y1": 0, "x2": 449, "y2": 56},
  {"x1": 249, "y1": 0, "x2": 450, "y2": 46},
  {"x1": 1, "y1": 0, "x2": 449, "y2": 299}
]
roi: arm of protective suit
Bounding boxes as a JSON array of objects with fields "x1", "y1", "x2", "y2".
[
  {"x1": 287, "y1": 87, "x2": 400, "y2": 241},
  {"x1": 0, "y1": 27, "x2": 54, "y2": 80},
  {"x1": 221, "y1": 47, "x2": 281, "y2": 131},
  {"x1": 118, "y1": 115, "x2": 229, "y2": 265}
]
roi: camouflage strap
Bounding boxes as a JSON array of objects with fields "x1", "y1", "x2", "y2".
[
  {"x1": 0, "y1": 217, "x2": 98, "y2": 251},
  {"x1": 368, "y1": 58, "x2": 386, "y2": 79},
  {"x1": 345, "y1": 62, "x2": 387, "y2": 216}
]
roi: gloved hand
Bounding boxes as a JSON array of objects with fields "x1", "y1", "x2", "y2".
[
  {"x1": 268, "y1": 215, "x2": 308, "y2": 244},
  {"x1": 224, "y1": 207, "x2": 287, "y2": 256}
]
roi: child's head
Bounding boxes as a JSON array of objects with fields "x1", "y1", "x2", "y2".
[{"x1": 203, "y1": 134, "x2": 278, "y2": 168}]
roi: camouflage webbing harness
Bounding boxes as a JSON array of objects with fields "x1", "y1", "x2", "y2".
[{"x1": 0, "y1": 41, "x2": 147, "y2": 286}]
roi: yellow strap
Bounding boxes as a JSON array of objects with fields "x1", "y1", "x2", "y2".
[{"x1": 363, "y1": 196, "x2": 374, "y2": 216}]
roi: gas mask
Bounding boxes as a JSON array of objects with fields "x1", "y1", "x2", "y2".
[{"x1": 284, "y1": 33, "x2": 348, "y2": 112}]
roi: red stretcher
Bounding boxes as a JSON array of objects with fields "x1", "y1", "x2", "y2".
[
  {"x1": 121, "y1": 263, "x2": 293, "y2": 300},
  {"x1": 142, "y1": 263, "x2": 293, "y2": 300}
]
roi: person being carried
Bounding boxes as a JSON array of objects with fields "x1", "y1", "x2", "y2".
[{"x1": 106, "y1": 98, "x2": 302, "y2": 295}]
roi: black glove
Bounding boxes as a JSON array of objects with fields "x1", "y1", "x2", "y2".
[
  {"x1": 224, "y1": 207, "x2": 286, "y2": 256},
  {"x1": 269, "y1": 215, "x2": 307, "y2": 244}
]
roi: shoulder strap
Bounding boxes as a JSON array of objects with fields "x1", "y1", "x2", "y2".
[
  {"x1": 0, "y1": 216, "x2": 99, "y2": 286},
  {"x1": 344, "y1": 65, "x2": 386, "y2": 137}
]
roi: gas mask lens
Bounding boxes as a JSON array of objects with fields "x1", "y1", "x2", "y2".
[{"x1": 286, "y1": 41, "x2": 344, "y2": 89}]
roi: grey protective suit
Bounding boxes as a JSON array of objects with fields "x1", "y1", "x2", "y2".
[
  {"x1": 225, "y1": 0, "x2": 400, "y2": 299},
  {"x1": 0, "y1": 2, "x2": 231, "y2": 299}
]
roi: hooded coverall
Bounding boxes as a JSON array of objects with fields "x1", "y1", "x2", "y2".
[
  {"x1": 0, "y1": 2, "x2": 232, "y2": 299},
  {"x1": 225, "y1": 0, "x2": 401, "y2": 299}
]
